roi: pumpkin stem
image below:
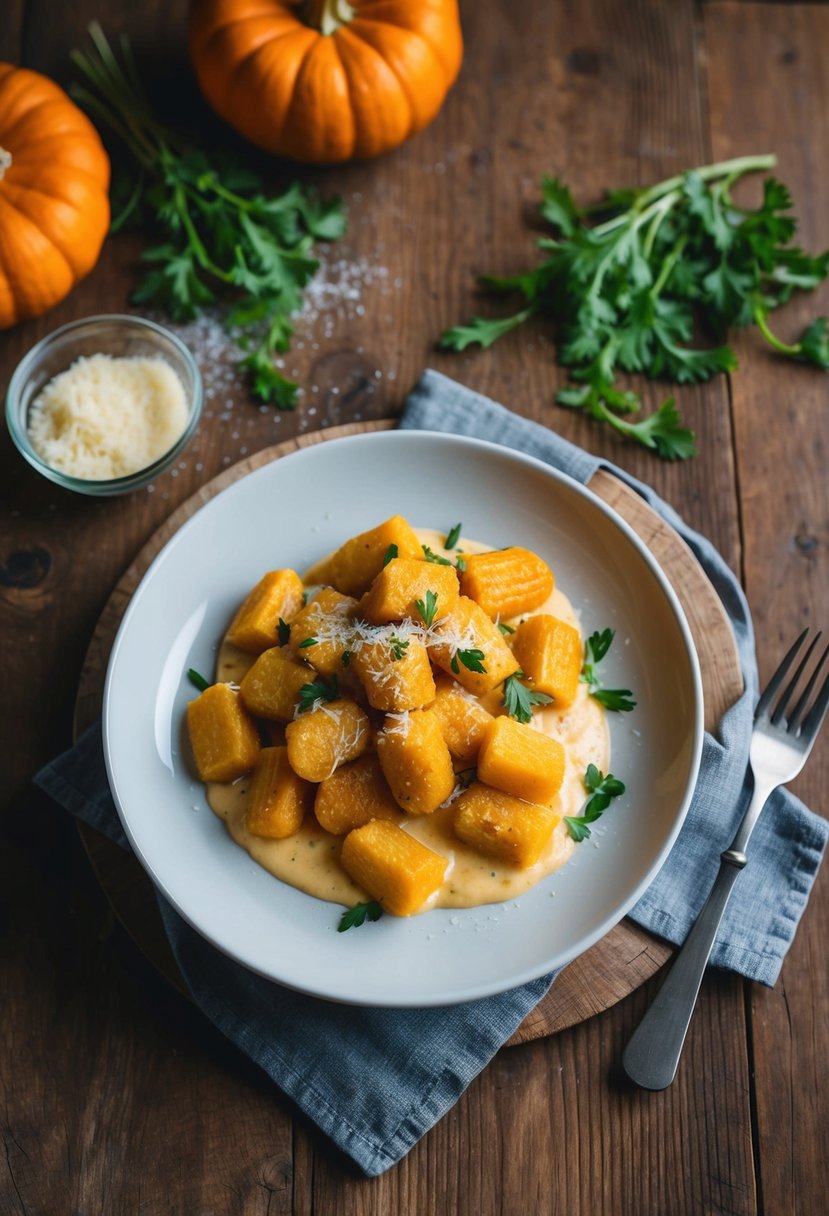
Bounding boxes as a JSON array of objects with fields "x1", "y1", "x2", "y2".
[
  {"x1": 0, "y1": 147, "x2": 11, "y2": 180},
  {"x1": 301, "y1": 0, "x2": 356, "y2": 36}
]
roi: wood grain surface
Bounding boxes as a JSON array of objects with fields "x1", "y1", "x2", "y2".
[
  {"x1": 71, "y1": 421, "x2": 742, "y2": 1045},
  {"x1": 1, "y1": 2, "x2": 827, "y2": 1213}
]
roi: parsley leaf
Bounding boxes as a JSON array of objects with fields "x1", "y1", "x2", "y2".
[
  {"x1": 445, "y1": 523, "x2": 462, "y2": 549},
  {"x1": 277, "y1": 618, "x2": 291, "y2": 645},
  {"x1": 383, "y1": 543, "x2": 398, "y2": 567},
  {"x1": 580, "y1": 629, "x2": 637, "y2": 712},
  {"x1": 451, "y1": 648, "x2": 487, "y2": 675},
  {"x1": 389, "y1": 636, "x2": 410, "y2": 661},
  {"x1": 415, "y1": 589, "x2": 439, "y2": 628},
  {"x1": 502, "y1": 671, "x2": 554, "y2": 723},
  {"x1": 337, "y1": 901, "x2": 383, "y2": 933},
  {"x1": 440, "y1": 154, "x2": 828, "y2": 458},
  {"x1": 297, "y1": 675, "x2": 339, "y2": 713},
  {"x1": 187, "y1": 668, "x2": 210, "y2": 692},
  {"x1": 298, "y1": 636, "x2": 318, "y2": 648},
  {"x1": 71, "y1": 25, "x2": 346, "y2": 409},
  {"x1": 564, "y1": 764, "x2": 626, "y2": 842},
  {"x1": 422, "y1": 545, "x2": 453, "y2": 566}
]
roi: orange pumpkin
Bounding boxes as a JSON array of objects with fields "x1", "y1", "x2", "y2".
[
  {"x1": 0, "y1": 64, "x2": 110, "y2": 329},
  {"x1": 188, "y1": 0, "x2": 463, "y2": 163}
]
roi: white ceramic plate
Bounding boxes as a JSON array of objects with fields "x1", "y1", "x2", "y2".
[{"x1": 103, "y1": 431, "x2": 703, "y2": 1006}]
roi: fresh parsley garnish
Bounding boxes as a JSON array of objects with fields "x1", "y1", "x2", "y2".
[
  {"x1": 277, "y1": 617, "x2": 291, "y2": 645},
  {"x1": 341, "y1": 650, "x2": 353, "y2": 668},
  {"x1": 455, "y1": 555, "x2": 467, "y2": 572},
  {"x1": 422, "y1": 544, "x2": 454, "y2": 566},
  {"x1": 187, "y1": 668, "x2": 211, "y2": 692},
  {"x1": 502, "y1": 671, "x2": 554, "y2": 723},
  {"x1": 389, "y1": 636, "x2": 410, "y2": 661},
  {"x1": 383, "y1": 543, "x2": 398, "y2": 567},
  {"x1": 297, "y1": 675, "x2": 339, "y2": 713},
  {"x1": 440, "y1": 155, "x2": 829, "y2": 458},
  {"x1": 445, "y1": 523, "x2": 462, "y2": 549},
  {"x1": 298, "y1": 636, "x2": 318, "y2": 648},
  {"x1": 71, "y1": 24, "x2": 347, "y2": 409},
  {"x1": 580, "y1": 629, "x2": 636, "y2": 712},
  {"x1": 564, "y1": 764, "x2": 626, "y2": 842},
  {"x1": 451, "y1": 648, "x2": 487, "y2": 675},
  {"x1": 337, "y1": 900, "x2": 383, "y2": 932},
  {"x1": 415, "y1": 589, "x2": 439, "y2": 628},
  {"x1": 498, "y1": 622, "x2": 516, "y2": 636}
]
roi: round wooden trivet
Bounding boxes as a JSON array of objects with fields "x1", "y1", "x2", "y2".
[{"x1": 74, "y1": 420, "x2": 743, "y2": 1044}]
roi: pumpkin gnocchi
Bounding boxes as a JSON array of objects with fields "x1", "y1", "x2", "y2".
[{"x1": 185, "y1": 518, "x2": 610, "y2": 918}]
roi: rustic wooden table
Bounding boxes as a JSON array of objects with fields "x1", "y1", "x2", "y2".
[{"x1": 2, "y1": 1, "x2": 827, "y2": 1212}]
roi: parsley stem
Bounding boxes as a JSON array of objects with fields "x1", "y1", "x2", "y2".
[
  {"x1": 649, "y1": 232, "x2": 689, "y2": 300},
  {"x1": 752, "y1": 305, "x2": 801, "y2": 356}
]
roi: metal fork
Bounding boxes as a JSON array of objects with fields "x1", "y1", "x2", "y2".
[{"x1": 622, "y1": 628, "x2": 829, "y2": 1091}]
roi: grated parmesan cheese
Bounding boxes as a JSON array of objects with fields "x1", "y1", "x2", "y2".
[{"x1": 27, "y1": 353, "x2": 189, "y2": 480}]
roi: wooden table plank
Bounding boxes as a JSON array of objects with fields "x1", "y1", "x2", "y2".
[{"x1": 705, "y1": 6, "x2": 829, "y2": 1215}]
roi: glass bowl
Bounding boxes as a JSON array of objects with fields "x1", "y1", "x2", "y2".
[{"x1": 5, "y1": 314, "x2": 203, "y2": 496}]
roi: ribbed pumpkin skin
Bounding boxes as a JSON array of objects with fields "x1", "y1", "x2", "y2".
[
  {"x1": 0, "y1": 65, "x2": 110, "y2": 329},
  {"x1": 188, "y1": 0, "x2": 463, "y2": 163}
]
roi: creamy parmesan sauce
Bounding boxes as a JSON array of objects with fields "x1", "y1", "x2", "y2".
[{"x1": 206, "y1": 530, "x2": 609, "y2": 911}]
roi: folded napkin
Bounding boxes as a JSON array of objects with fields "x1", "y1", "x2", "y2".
[{"x1": 35, "y1": 369, "x2": 828, "y2": 1176}]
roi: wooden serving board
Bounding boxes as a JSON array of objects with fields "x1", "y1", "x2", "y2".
[{"x1": 74, "y1": 420, "x2": 743, "y2": 1045}]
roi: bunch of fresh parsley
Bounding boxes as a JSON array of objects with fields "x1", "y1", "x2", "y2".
[
  {"x1": 441, "y1": 154, "x2": 828, "y2": 459},
  {"x1": 71, "y1": 24, "x2": 347, "y2": 408}
]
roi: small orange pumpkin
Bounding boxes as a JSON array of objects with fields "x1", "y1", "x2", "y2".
[
  {"x1": 0, "y1": 64, "x2": 110, "y2": 330},
  {"x1": 188, "y1": 0, "x2": 463, "y2": 163}
]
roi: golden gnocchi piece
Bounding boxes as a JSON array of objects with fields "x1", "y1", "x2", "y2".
[
  {"x1": 477, "y1": 715, "x2": 566, "y2": 805},
  {"x1": 285, "y1": 698, "x2": 370, "y2": 782},
  {"x1": 359, "y1": 556, "x2": 460, "y2": 625},
  {"x1": 376, "y1": 708, "x2": 455, "y2": 815},
  {"x1": 429, "y1": 595, "x2": 519, "y2": 696},
  {"x1": 510, "y1": 614, "x2": 583, "y2": 708},
  {"x1": 187, "y1": 683, "x2": 260, "y2": 783},
  {"x1": 314, "y1": 754, "x2": 404, "y2": 835},
  {"x1": 239, "y1": 647, "x2": 313, "y2": 721},
  {"x1": 459, "y1": 547, "x2": 554, "y2": 620},
  {"x1": 226, "y1": 568, "x2": 304, "y2": 653},
  {"x1": 340, "y1": 819, "x2": 448, "y2": 916},
  {"x1": 246, "y1": 746, "x2": 313, "y2": 839},
  {"x1": 430, "y1": 673, "x2": 494, "y2": 762},
  {"x1": 321, "y1": 515, "x2": 423, "y2": 597},
  {"x1": 351, "y1": 631, "x2": 436, "y2": 712},
  {"x1": 287, "y1": 587, "x2": 358, "y2": 675},
  {"x1": 453, "y1": 782, "x2": 561, "y2": 868}
]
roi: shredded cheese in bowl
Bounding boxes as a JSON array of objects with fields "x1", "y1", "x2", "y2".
[{"x1": 27, "y1": 353, "x2": 189, "y2": 480}]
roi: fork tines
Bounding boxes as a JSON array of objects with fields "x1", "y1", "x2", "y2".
[{"x1": 760, "y1": 628, "x2": 829, "y2": 736}]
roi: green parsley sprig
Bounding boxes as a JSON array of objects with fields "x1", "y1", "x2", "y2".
[
  {"x1": 337, "y1": 901, "x2": 383, "y2": 933},
  {"x1": 440, "y1": 155, "x2": 828, "y2": 458},
  {"x1": 502, "y1": 671, "x2": 553, "y2": 723},
  {"x1": 580, "y1": 629, "x2": 636, "y2": 712},
  {"x1": 564, "y1": 764, "x2": 626, "y2": 842},
  {"x1": 451, "y1": 648, "x2": 487, "y2": 675},
  {"x1": 187, "y1": 668, "x2": 211, "y2": 692},
  {"x1": 71, "y1": 23, "x2": 347, "y2": 408},
  {"x1": 297, "y1": 675, "x2": 339, "y2": 714},
  {"x1": 415, "y1": 589, "x2": 439, "y2": 628}
]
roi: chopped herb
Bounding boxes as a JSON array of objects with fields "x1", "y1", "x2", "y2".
[
  {"x1": 580, "y1": 628, "x2": 637, "y2": 712},
  {"x1": 440, "y1": 155, "x2": 829, "y2": 458},
  {"x1": 445, "y1": 522, "x2": 462, "y2": 549},
  {"x1": 337, "y1": 900, "x2": 384, "y2": 932},
  {"x1": 455, "y1": 555, "x2": 467, "y2": 572},
  {"x1": 277, "y1": 617, "x2": 291, "y2": 645},
  {"x1": 498, "y1": 621, "x2": 516, "y2": 636},
  {"x1": 383, "y1": 543, "x2": 398, "y2": 567},
  {"x1": 564, "y1": 764, "x2": 626, "y2": 841},
  {"x1": 451, "y1": 648, "x2": 487, "y2": 675},
  {"x1": 415, "y1": 589, "x2": 439, "y2": 628},
  {"x1": 297, "y1": 674, "x2": 339, "y2": 713},
  {"x1": 422, "y1": 544, "x2": 453, "y2": 566},
  {"x1": 341, "y1": 650, "x2": 353, "y2": 668},
  {"x1": 389, "y1": 636, "x2": 410, "y2": 661},
  {"x1": 298, "y1": 636, "x2": 318, "y2": 649},
  {"x1": 502, "y1": 671, "x2": 554, "y2": 723},
  {"x1": 187, "y1": 668, "x2": 210, "y2": 692}
]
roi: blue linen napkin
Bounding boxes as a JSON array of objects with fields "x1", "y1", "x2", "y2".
[{"x1": 34, "y1": 369, "x2": 828, "y2": 1176}]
